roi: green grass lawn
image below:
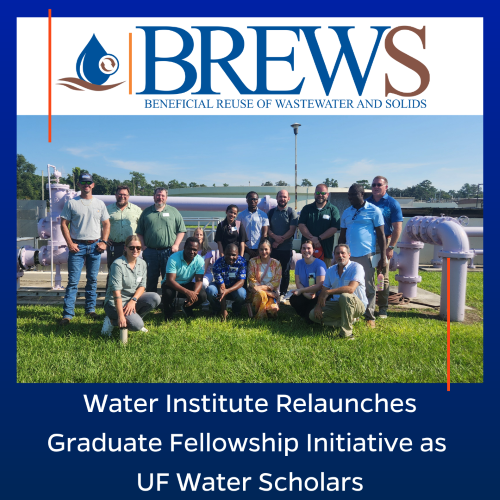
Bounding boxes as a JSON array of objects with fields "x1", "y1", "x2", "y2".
[{"x1": 17, "y1": 272, "x2": 483, "y2": 384}]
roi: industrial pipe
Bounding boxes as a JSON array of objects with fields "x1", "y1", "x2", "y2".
[
  {"x1": 93, "y1": 195, "x2": 276, "y2": 213},
  {"x1": 390, "y1": 216, "x2": 474, "y2": 322}
]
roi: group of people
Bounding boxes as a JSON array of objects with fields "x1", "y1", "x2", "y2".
[{"x1": 58, "y1": 172, "x2": 402, "y2": 339}]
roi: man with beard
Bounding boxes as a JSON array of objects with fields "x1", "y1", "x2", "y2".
[
  {"x1": 59, "y1": 173, "x2": 110, "y2": 326},
  {"x1": 136, "y1": 187, "x2": 186, "y2": 293},
  {"x1": 309, "y1": 244, "x2": 368, "y2": 339},
  {"x1": 106, "y1": 185, "x2": 142, "y2": 280},
  {"x1": 267, "y1": 189, "x2": 298, "y2": 299},
  {"x1": 298, "y1": 183, "x2": 341, "y2": 268}
]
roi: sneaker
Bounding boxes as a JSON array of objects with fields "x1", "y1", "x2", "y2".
[
  {"x1": 140, "y1": 327, "x2": 149, "y2": 333},
  {"x1": 279, "y1": 294, "x2": 286, "y2": 303},
  {"x1": 86, "y1": 312, "x2": 99, "y2": 320},
  {"x1": 366, "y1": 320, "x2": 376, "y2": 328},
  {"x1": 101, "y1": 316, "x2": 114, "y2": 336},
  {"x1": 59, "y1": 317, "x2": 71, "y2": 326},
  {"x1": 378, "y1": 309, "x2": 388, "y2": 319}
]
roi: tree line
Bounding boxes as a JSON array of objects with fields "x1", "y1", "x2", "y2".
[{"x1": 17, "y1": 154, "x2": 482, "y2": 202}]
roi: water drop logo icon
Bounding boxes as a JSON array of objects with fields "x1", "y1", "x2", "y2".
[{"x1": 58, "y1": 34, "x2": 124, "y2": 91}]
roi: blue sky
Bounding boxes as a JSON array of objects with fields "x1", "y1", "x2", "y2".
[{"x1": 17, "y1": 115, "x2": 482, "y2": 191}]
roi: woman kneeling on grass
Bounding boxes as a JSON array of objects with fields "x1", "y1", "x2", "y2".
[
  {"x1": 248, "y1": 239, "x2": 282, "y2": 319},
  {"x1": 290, "y1": 240, "x2": 327, "y2": 323},
  {"x1": 101, "y1": 234, "x2": 161, "y2": 336}
]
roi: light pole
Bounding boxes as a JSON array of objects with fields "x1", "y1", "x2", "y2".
[{"x1": 291, "y1": 123, "x2": 301, "y2": 210}]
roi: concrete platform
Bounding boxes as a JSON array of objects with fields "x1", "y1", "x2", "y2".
[
  {"x1": 17, "y1": 271, "x2": 473, "y2": 311},
  {"x1": 419, "y1": 265, "x2": 483, "y2": 273}
]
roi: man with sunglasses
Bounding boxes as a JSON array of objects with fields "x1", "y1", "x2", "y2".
[
  {"x1": 59, "y1": 173, "x2": 110, "y2": 326},
  {"x1": 136, "y1": 187, "x2": 186, "y2": 293},
  {"x1": 106, "y1": 185, "x2": 142, "y2": 284},
  {"x1": 298, "y1": 184, "x2": 341, "y2": 268},
  {"x1": 339, "y1": 184, "x2": 386, "y2": 327},
  {"x1": 366, "y1": 176, "x2": 403, "y2": 319}
]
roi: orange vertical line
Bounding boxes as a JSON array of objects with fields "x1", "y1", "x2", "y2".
[
  {"x1": 48, "y1": 9, "x2": 52, "y2": 142},
  {"x1": 447, "y1": 258, "x2": 451, "y2": 391},
  {"x1": 129, "y1": 33, "x2": 132, "y2": 94}
]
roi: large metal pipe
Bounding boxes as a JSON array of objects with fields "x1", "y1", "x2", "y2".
[
  {"x1": 390, "y1": 216, "x2": 475, "y2": 322},
  {"x1": 93, "y1": 195, "x2": 276, "y2": 213}
]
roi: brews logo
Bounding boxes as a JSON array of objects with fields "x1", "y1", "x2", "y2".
[{"x1": 58, "y1": 35, "x2": 124, "y2": 91}]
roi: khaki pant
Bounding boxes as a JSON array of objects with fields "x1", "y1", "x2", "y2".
[
  {"x1": 309, "y1": 293, "x2": 366, "y2": 337},
  {"x1": 351, "y1": 254, "x2": 376, "y2": 321}
]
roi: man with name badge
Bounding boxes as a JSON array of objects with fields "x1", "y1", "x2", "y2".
[
  {"x1": 298, "y1": 184, "x2": 341, "y2": 268},
  {"x1": 237, "y1": 191, "x2": 269, "y2": 260},
  {"x1": 310, "y1": 244, "x2": 368, "y2": 339},
  {"x1": 106, "y1": 185, "x2": 142, "y2": 285},
  {"x1": 206, "y1": 243, "x2": 247, "y2": 321},
  {"x1": 59, "y1": 173, "x2": 110, "y2": 326},
  {"x1": 339, "y1": 184, "x2": 386, "y2": 327},
  {"x1": 366, "y1": 176, "x2": 403, "y2": 319},
  {"x1": 267, "y1": 189, "x2": 298, "y2": 299},
  {"x1": 161, "y1": 237, "x2": 207, "y2": 321},
  {"x1": 136, "y1": 187, "x2": 186, "y2": 293}
]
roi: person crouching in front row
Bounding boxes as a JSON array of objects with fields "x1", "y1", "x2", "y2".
[
  {"x1": 290, "y1": 240, "x2": 327, "y2": 323},
  {"x1": 206, "y1": 244, "x2": 247, "y2": 321},
  {"x1": 102, "y1": 234, "x2": 161, "y2": 336},
  {"x1": 309, "y1": 244, "x2": 368, "y2": 339},
  {"x1": 161, "y1": 237, "x2": 207, "y2": 321}
]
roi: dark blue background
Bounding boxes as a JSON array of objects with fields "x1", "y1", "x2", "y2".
[{"x1": 6, "y1": 2, "x2": 496, "y2": 498}]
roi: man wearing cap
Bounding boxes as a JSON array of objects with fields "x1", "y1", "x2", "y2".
[
  {"x1": 136, "y1": 187, "x2": 186, "y2": 293},
  {"x1": 59, "y1": 173, "x2": 110, "y2": 326},
  {"x1": 366, "y1": 175, "x2": 403, "y2": 319},
  {"x1": 298, "y1": 184, "x2": 341, "y2": 268},
  {"x1": 106, "y1": 185, "x2": 142, "y2": 285}
]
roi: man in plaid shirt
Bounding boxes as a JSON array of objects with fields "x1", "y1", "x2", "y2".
[{"x1": 206, "y1": 244, "x2": 247, "y2": 321}]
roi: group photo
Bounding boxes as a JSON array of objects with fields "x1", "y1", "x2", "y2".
[{"x1": 16, "y1": 115, "x2": 483, "y2": 383}]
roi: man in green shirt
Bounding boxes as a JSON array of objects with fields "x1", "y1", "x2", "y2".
[
  {"x1": 136, "y1": 187, "x2": 186, "y2": 292},
  {"x1": 298, "y1": 184, "x2": 341, "y2": 268},
  {"x1": 106, "y1": 185, "x2": 143, "y2": 278}
]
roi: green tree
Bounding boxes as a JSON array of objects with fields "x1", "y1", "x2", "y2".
[
  {"x1": 129, "y1": 171, "x2": 152, "y2": 195},
  {"x1": 223, "y1": 183, "x2": 229, "y2": 187},
  {"x1": 323, "y1": 178, "x2": 338, "y2": 187},
  {"x1": 301, "y1": 179, "x2": 312, "y2": 186},
  {"x1": 189, "y1": 182, "x2": 199, "y2": 188},
  {"x1": 261, "y1": 181, "x2": 273, "y2": 186},
  {"x1": 275, "y1": 180, "x2": 288, "y2": 186},
  {"x1": 17, "y1": 154, "x2": 39, "y2": 199},
  {"x1": 355, "y1": 179, "x2": 371, "y2": 189}
]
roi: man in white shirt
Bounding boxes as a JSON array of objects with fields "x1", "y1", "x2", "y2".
[
  {"x1": 309, "y1": 244, "x2": 368, "y2": 339},
  {"x1": 236, "y1": 191, "x2": 269, "y2": 259}
]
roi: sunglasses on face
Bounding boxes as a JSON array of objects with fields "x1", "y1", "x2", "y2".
[
  {"x1": 248, "y1": 198, "x2": 259, "y2": 201},
  {"x1": 80, "y1": 181, "x2": 92, "y2": 185},
  {"x1": 372, "y1": 183, "x2": 384, "y2": 187},
  {"x1": 315, "y1": 191, "x2": 328, "y2": 195},
  {"x1": 128, "y1": 246, "x2": 142, "y2": 251}
]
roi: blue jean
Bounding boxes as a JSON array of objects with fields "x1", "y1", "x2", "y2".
[
  {"x1": 206, "y1": 283, "x2": 247, "y2": 315},
  {"x1": 63, "y1": 242, "x2": 102, "y2": 318},
  {"x1": 143, "y1": 247, "x2": 172, "y2": 293}
]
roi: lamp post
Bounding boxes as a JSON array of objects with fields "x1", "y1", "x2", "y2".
[{"x1": 291, "y1": 123, "x2": 301, "y2": 210}]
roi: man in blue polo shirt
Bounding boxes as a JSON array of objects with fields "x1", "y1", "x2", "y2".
[
  {"x1": 366, "y1": 176, "x2": 403, "y2": 319},
  {"x1": 206, "y1": 243, "x2": 247, "y2": 321},
  {"x1": 309, "y1": 244, "x2": 368, "y2": 339},
  {"x1": 161, "y1": 237, "x2": 206, "y2": 320},
  {"x1": 339, "y1": 184, "x2": 386, "y2": 326}
]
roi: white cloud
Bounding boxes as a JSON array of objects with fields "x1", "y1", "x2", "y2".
[
  {"x1": 107, "y1": 159, "x2": 177, "y2": 175},
  {"x1": 62, "y1": 142, "x2": 118, "y2": 159}
]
